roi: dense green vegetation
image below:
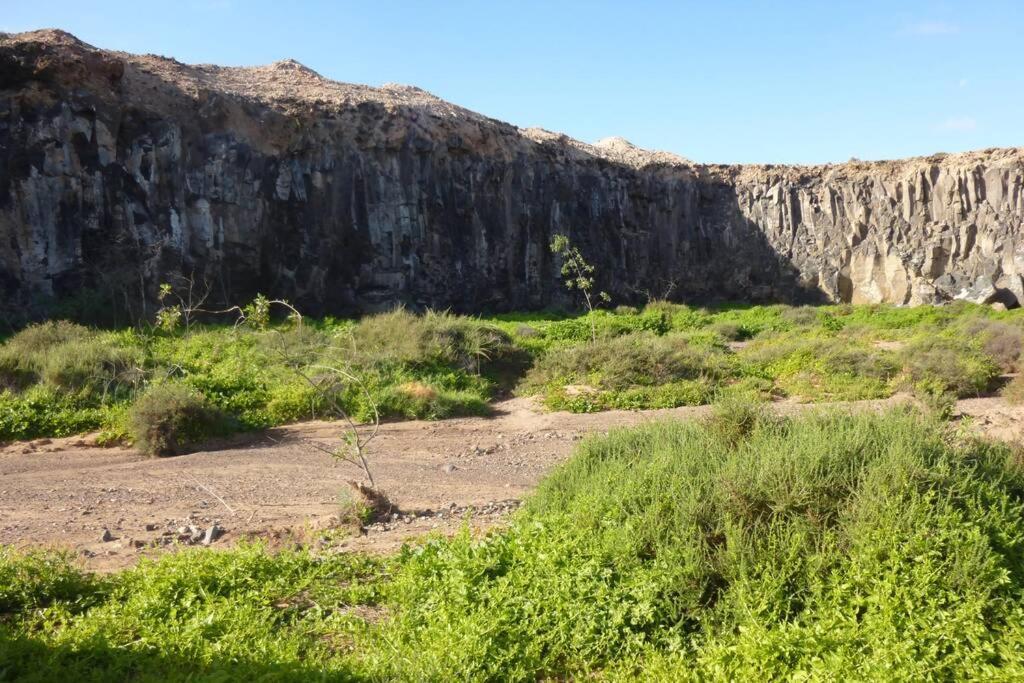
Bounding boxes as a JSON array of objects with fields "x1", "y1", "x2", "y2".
[
  {"x1": 2, "y1": 301, "x2": 1022, "y2": 447},
  {"x1": 0, "y1": 310, "x2": 514, "y2": 447},
  {"x1": 4, "y1": 408, "x2": 1024, "y2": 680}
]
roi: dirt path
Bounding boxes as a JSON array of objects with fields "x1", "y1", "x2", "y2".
[{"x1": 1, "y1": 396, "x2": 1020, "y2": 571}]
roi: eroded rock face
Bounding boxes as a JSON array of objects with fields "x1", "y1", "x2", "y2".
[{"x1": 1, "y1": 29, "x2": 1023, "y2": 322}]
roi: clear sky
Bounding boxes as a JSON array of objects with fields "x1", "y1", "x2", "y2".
[{"x1": 4, "y1": 1, "x2": 1022, "y2": 164}]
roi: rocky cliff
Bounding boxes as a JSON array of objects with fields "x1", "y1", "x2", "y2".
[{"x1": 2, "y1": 29, "x2": 1023, "y2": 322}]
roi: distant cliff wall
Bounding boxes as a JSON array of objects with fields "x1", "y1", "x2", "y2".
[{"x1": 2, "y1": 30, "x2": 1022, "y2": 323}]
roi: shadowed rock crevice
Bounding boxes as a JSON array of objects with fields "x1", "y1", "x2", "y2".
[{"x1": 1, "y1": 29, "x2": 1022, "y2": 324}]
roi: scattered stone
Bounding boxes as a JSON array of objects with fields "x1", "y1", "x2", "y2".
[{"x1": 201, "y1": 525, "x2": 224, "y2": 545}]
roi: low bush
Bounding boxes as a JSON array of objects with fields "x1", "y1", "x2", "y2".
[
  {"x1": 1001, "y1": 375, "x2": 1024, "y2": 404},
  {"x1": 349, "y1": 309, "x2": 515, "y2": 374},
  {"x1": 38, "y1": 338, "x2": 143, "y2": 395},
  {"x1": 702, "y1": 304, "x2": 791, "y2": 337},
  {"x1": 898, "y1": 336, "x2": 1000, "y2": 397},
  {"x1": 523, "y1": 332, "x2": 728, "y2": 399},
  {"x1": 829, "y1": 301, "x2": 984, "y2": 331},
  {"x1": 737, "y1": 331, "x2": 899, "y2": 401},
  {"x1": 0, "y1": 548, "x2": 106, "y2": 613},
  {"x1": 1, "y1": 320, "x2": 92, "y2": 353},
  {"x1": 539, "y1": 309, "x2": 670, "y2": 343},
  {"x1": 0, "y1": 321, "x2": 142, "y2": 397},
  {"x1": 779, "y1": 305, "x2": 820, "y2": 327},
  {"x1": 373, "y1": 410, "x2": 1024, "y2": 680},
  {"x1": 709, "y1": 321, "x2": 744, "y2": 341},
  {"x1": 3, "y1": 304, "x2": 1024, "y2": 444},
  {"x1": 380, "y1": 381, "x2": 490, "y2": 420},
  {"x1": 703, "y1": 394, "x2": 773, "y2": 445},
  {"x1": 151, "y1": 317, "x2": 500, "y2": 429},
  {"x1": 961, "y1": 317, "x2": 1024, "y2": 372},
  {"x1": 0, "y1": 387, "x2": 111, "y2": 442},
  {"x1": 127, "y1": 384, "x2": 230, "y2": 456},
  {"x1": 543, "y1": 378, "x2": 716, "y2": 412},
  {"x1": 645, "y1": 301, "x2": 713, "y2": 331}
]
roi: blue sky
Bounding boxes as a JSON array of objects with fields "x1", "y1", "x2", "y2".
[{"x1": 4, "y1": 1, "x2": 1022, "y2": 164}]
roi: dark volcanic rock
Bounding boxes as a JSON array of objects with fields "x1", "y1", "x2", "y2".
[{"x1": 2, "y1": 29, "x2": 1023, "y2": 322}]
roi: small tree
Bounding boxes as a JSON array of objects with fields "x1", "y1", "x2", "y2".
[
  {"x1": 154, "y1": 275, "x2": 213, "y2": 334},
  {"x1": 550, "y1": 234, "x2": 610, "y2": 343},
  {"x1": 290, "y1": 359, "x2": 381, "y2": 491},
  {"x1": 261, "y1": 312, "x2": 390, "y2": 516}
]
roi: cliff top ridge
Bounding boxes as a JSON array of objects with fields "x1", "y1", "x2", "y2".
[{"x1": 2, "y1": 29, "x2": 1021, "y2": 175}]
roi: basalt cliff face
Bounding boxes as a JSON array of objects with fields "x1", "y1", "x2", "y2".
[{"x1": 2, "y1": 30, "x2": 1023, "y2": 321}]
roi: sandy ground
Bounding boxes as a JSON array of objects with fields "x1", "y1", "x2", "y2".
[{"x1": 1, "y1": 396, "x2": 1021, "y2": 571}]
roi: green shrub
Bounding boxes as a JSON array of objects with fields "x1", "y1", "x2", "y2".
[
  {"x1": 961, "y1": 317, "x2": 1024, "y2": 372},
  {"x1": 1001, "y1": 375, "x2": 1024, "y2": 404},
  {"x1": 540, "y1": 309, "x2": 669, "y2": 343},
  {"x1": 38, "y1": 339, "x2": 143, "y2": 395},
  {"x1": 544, "y1": 378, "x2": 715, "y2": 412},
  {"x1": 779, "y1": 305, "x2": 820, "y2": 327},
  {"x1": 0, "y1": 321, "x2": 94, "y2": 390},
  {"x1": 350, "y1": 309, "x2": 514, "y2": 373},
  {"x1": 0, "y1": 321, "x2": 143, "y2": 398},
  {"x1": 830, "y1": 302, "x2": 977, "y2": 331},
  {"x1": 704, "y1": 394, "x2": 773, "y2": 445},
  {"x1": 0, "y1": 548, "x2": 104, "y2": 613},
  {"x1": 0, "y1": 387, "x2": 111, "y2": 441},
  {"x1": 380, "y1": 381, "x2": 490, "y2": 420},
  {"x1": 645, "y1": 301, "x2": 712, "y2": 331},
  {"x1": 3, "y1": 304, "x2": 1023, "y2": 444},
  {"x1": 899, "y1": 337, "x2": 1000, "y2": 397},
  {"x1": 709, "y1": 321, "x2": 744, "y2": 341},
  {"x1": 915, "y1": 382, "x2": 958, "y2": 420},
  {"x1": 2, "y1": 320, "x2": 92, "y2": 352},
  {"x1": 524, "y1": 332, "x2": 728, "y2": 394},
  {"x1": 375, "y1": 410, "x2": 1024, "y2": 680},
  {"x1": 128, "y1": 384, "x2": 230, "y2": 456},
  {"x1": 703, "y1": 304, "x2": 790, "y2": 337},
  {"x1": 716, "y1": 375, "x2": 778, "y2": 401},
  {"x1": 737, "y1": 331, "x2": 899, "y2": 401}
]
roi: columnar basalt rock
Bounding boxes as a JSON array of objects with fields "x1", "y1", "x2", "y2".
[{"x1": 1, "y1": 29, "x2": 1022, "y2": 322}]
